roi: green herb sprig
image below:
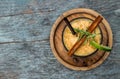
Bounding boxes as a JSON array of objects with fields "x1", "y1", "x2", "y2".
[{"x1": 74, "y1": 28, "x2": 111, "y2": 51}]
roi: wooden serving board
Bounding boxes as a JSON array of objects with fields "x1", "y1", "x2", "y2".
[{"x1": 50, "y1": 8, "x2": 113, "y2": 71}]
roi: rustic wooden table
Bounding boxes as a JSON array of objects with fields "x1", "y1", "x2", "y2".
[{"x1": 0, "y1": 0, "x2": 119, "y2": 79}]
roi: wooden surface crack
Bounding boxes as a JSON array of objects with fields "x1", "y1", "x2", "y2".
[
  {"x1": 0, "y1": 39, "x2": 49, "y2": 44},
  {"x1": 0, "y1": 9, "x2": 56, "y2": 17}
]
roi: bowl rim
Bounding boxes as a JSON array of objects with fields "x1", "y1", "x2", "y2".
[{"x1": 62, "y1": 17, "x2": 103, "y2": 57}]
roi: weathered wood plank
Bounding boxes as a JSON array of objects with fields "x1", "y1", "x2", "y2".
[
  {"x1": 0, "y1": 41, "x2": 119, "y2": 79},
  {"x1": 0, "y1": 13, "x2": 53, "y2": 42}
]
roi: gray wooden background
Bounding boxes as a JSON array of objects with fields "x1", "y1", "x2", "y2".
[{"x1": 0, "y1": 0, "x2": 119, "y2": 79}]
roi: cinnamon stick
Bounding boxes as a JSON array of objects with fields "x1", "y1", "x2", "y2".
[{"x1": 68, "y1": 15, "x2": 103, "y2": 56}]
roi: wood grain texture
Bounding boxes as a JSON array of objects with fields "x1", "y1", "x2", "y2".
[{"x1": 0, "y1": 0, "x2": 119, "y2": 79}]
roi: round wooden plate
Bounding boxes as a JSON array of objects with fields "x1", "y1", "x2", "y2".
[{"x1": 50, "y1": 8, "x2": 113, "y2": 71}]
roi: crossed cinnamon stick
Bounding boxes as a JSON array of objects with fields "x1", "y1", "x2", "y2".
[{"x1": 68, "y1": 15, "x2": 103, "y2": 56}]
